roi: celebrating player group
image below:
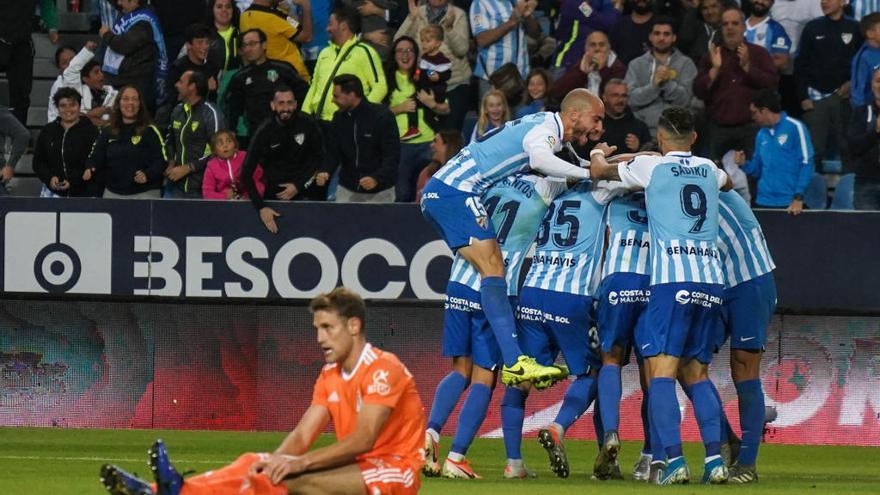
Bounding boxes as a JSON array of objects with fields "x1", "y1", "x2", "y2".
[{"x1": 419, "y1": 88, "x2": 777, "y2": 485}]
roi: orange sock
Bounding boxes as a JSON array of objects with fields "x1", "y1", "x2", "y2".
[{"x1": 178, "y1": 453, "x2": 287, "y2": 495}]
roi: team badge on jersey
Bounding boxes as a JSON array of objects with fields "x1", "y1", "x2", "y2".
[
  {"x1": 777, "y1": 134, "x2": 788, "y2": 146},
  {"x1": 191, "y1": 122, "x2": 199, "y2": 132},
  {"x1": 578, "y1": 1, "x2": 593, "y2": 17},
  {"x1": 546, "y1": 135, "x2": 557, "y2": 149},
  {"x1": 295, "y1": 133, "x2": 305, "y2": 145},
  {"x1": 267, "y1": 70, "x2": 279, "y2": 82},
  {"x1": 131, "y1": 135, "x2": 141, "y2": 145},
  {"x1": 842, "y1": 33, "x2": 853, "y2": 44}
]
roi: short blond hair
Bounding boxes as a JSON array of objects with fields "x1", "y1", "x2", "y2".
[{"x1": 420, "y1": 24, "x2": 444, "y2": 42}]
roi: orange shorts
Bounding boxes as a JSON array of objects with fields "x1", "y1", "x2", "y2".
[{"x1": 358, "y1": 457, "x2": 420, "y2": 495}]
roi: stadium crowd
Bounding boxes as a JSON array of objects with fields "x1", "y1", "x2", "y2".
[{"x1": 1, "y1": 0, "x2": 880, "y2": 214}]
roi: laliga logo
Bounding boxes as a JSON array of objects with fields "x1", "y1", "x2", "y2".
[
  {"x1": 675, "y1": 290, "x2": 691, "y2": 305},
  {"x1": 4, "y1": 213, "x2": 112, "y2": 294},
  {"x1": 608, "y1": 291, "x2": 619, "y2": 305}
]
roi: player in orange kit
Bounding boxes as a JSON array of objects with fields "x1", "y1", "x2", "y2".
[{"x1": 100, "y1": 287, "x2": 426, "y2": 495}]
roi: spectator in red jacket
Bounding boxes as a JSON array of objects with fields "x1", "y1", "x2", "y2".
[{"x1": 549, "y1": 31, "x2": 626, "y2": 105}]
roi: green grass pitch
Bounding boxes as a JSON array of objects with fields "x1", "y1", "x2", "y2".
[{"x1": 2, "y1": 427, "x2": 878, "y2": 494}]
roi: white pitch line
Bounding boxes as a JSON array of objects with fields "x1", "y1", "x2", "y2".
[{"x1": 0, "y1": 455, "x2": 229, "y2": 464}]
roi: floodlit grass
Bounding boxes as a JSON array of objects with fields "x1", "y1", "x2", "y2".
[{"x1": 2, "y1": 427, "x2": 878, "y2": 494}]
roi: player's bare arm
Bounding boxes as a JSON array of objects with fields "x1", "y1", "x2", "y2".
[
  {"x1": 587, "y1": 143, "x2": 621, "y2": 181},
  {"x1": 248, "y1": 405, "x2": 331, "y2": 476},
  {"x1": 262, "y1": 403, "x2": 392, "y2": 484}
]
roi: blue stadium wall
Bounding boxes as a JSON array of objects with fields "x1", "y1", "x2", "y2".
[{"x1": 0, "y1": 198, "x2": 878, "y2": 445}]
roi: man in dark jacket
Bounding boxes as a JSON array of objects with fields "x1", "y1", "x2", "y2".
[
  {"x1": 242, "y1": 84, "x2": 326, "y2": 233},
  {"x1": 165, "y1": 70, "x2": 225, "y2": 198},
  {"x1": 99, "y1": 0, "x2": 169, "y2": 113},
  {"x1": 315, "y1": 74, "x2": 399, "y2": 202},
  {"x1": 226, "y1": 28, "x2": 310, "y2": 145},
  {"x1": 846, "y1": 66, "x2": 880, "y2": 210},
  {"x1": 584, "y1": 79, "x2": 653, "y2": 154}
]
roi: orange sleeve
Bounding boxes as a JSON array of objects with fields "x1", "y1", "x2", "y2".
[
  {"x1": 311, "y1": 371, "x2": 329, "y2": 408},
  {"x1": 359, "y1": 359, "x2": 409, "y2": 409}
]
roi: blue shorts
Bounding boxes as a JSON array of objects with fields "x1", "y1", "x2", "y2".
[
  {"x1": 596, "y1": 272, "x2": 651, "y2": 361},
  {"x1": 442, "y1": 281, "x2": 502, "y2": 370},
  {"x1": 636, "y1": 282, "x2": 724, "y2": 364},
  {"x1": 719, "y1": 273, "x2": 777, "y2": 351},
  {"x1": 420, "y1": 179, "x2": 496, "y2": 251},
  {"x1": 516, "y1": 287, "x2": 601, "y2": 376}
]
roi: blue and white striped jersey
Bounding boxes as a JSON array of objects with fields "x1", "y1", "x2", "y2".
[
  {"x1": 449, "y1": 174, "x2": 568, "y2": 296},
  {"x1": 850, "y1": 0, "x2": 880, "y2": 20},
  {"x1": 618, "y1": 152, "x2": 728, "y2": 286},
  {"x1": 745, "y1": 17, "x2": 792, "y2": 55},
  {"x1": 523, "y1": 180, "x2": 626, "y2": 296},
  {"x1": 470, "y1": 0, "x2": 530, "y2": 79},
  {"x1": 433, "y1": 112, "x2": 588, "y2": 196},
  {"x1": 717, "y1": 191, "x2": 776, "y2": 288},
  {"x1": 603, "y1": 192, "x2": 651, "y2": 277}
]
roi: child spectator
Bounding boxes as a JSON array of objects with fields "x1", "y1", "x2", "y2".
[
  {"x1": 470, "y1": 89, "x2": 511, "y2": 143},
  {"x1": 851, "y1": 13, "x2": 880, "y2": 108},
  {"x1": 202, "y1": 130, "x2": 264, "y2": 199},
  {"x1": 403, "y1": 24, "x2": 452, "y2": 141},
  {"x1": 516, "y1": 68, "x2": 550, "y2": 118}
]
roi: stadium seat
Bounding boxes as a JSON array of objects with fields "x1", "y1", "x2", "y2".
[
  {"x1": 830, "y1": 173, "x2": 855, "y2": 210},
  {"x1": 804, "y1": 173, "x2": 828, "y2": 210}
]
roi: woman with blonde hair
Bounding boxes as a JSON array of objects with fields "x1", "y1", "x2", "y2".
[{"x1": 470, "y1": 89, "x2": 511, "y2": 143}]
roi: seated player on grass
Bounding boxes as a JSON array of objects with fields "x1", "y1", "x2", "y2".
[{"x1": 99, "y1": 287, "x2": 426, "y2": 495}]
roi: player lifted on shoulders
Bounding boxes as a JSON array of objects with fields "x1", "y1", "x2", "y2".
[
  {"x1": 715, "y1": 190, "x2": 777, "y2": 483},
  {"x1": 424, "y1": 173, "x2": 568, "y2": 480},
  {"x1": 420, "y1": 89, "x2": 605, "y2": 388},
  {"x1": 591, "y1": 107, "x2": 734, "y2": 485},
  {"x1": 100, "y1": 288, "x2": 425, "y2": 495}
]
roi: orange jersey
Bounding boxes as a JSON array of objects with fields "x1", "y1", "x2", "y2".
[{"x1": 311, "y1": 344, "x2": 426, "y2": 471}]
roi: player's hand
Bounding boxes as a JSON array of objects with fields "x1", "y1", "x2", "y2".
[
  {"x1": 260, "y1": 207, "x2": 281, "y2": 233},
  {"x1": 315, "y1": 172, "x2": 330, "y2": 187},
  {"x1": 1, "y1": 165, "x2": 14, "y2": 183},
  {"x1": 276, "y1": 183, "x2": 298, "y2": 200},
  {"x1": 801, "y1": 99, "x2": 814, "y2": 112},
  {"x1": 593, "y1": 142, "x2": 617, "y2": 156},
  {"x1": 736, "y1": 43, "x2": 750, "y2": 72},
  {"x1": 359, "y1": 176, "x2": 378, "y2": 191},
  {"x1": 787, "y1": 198, "x2": 804, "y2": 215},
  {"x1": 134, "y1": 170, "x2": 147, "y2": 184},
  {"x1": 625, "y1": 133, "x2": 640, "y2": 152},
  {"x1": 733, "y1": 150, "x2": 746, "y2": 166}
]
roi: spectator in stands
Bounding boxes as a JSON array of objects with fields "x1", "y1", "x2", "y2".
[
  {"x1": 610, "y1": 0, "x2": 655, "y2": 65},
  {"x1": 85, "y1": 86, "x2": 165, "y2": 198},
  {"x1": 226, "y1": 29, "x2": 309, "y2": 143},
  {"x1": 202, "y1": 130, "x2": 264, "y2": 200},
  {"x1": 471, "y1": 89, "x2": 511, "y2": 142},
  {"x1": 0, "y1": 105, "x2": 31, "y2": 196},
  {"x1": 470, "y1": 0, "x2": 541, "y2": 98},
  {"x1": 240, "y1": 0, "x2": 312, "y2": 82},
  {"x1": 49, "y1": 41, "x2": 118, "y2": 127},
  {"x1": 415, "y1": 128, "x2": 464, "y2": 199},
  {"x1": 735, "y1": 89, "x2": 814, "y2": 214},
  {"x1": 316, "y1": 75, "x2": 400, "y2": 202},
  {"x1": 166, "y1": 24, "x2": 221, "y2": 106},
  {"x1": 399, "y1": 25, "x2": 452, "y2": 142},
  {"x1": 590, "y1": 78, "x2": 652, "y2": 153},
  {"x1": 395, "y1": 0, "x2": 472, "y2": 129},
  {"x1": 151, "y1": 0, "x2": 208, "y2": 62},
  {"x1": 301, "y1": 0, "x2": 333, "y2": 71},
  {"x1": 549, "y1": 31, "x2": 626, "y2": 103},
  {"x1": 341, "y1": 0, "x2": 394, "y2": 58},
  {"x1": 388, "y1": 36, "x2": 449, "y2": 202},
  {"x1": 694, "y1": 6, "x2": 778, "y2": 160},
  {"x1": 846, "y1": 67, "x2": 880, "y2": 210},
  {"x1": 47, "y1": 46, "x2": 78, "y2": 123},
  {"x1": 302, "y1": 6, "x2": 388, "y2": 122},
  {"x1": 745, "y1": 0, "x2": 792, "y2": 72},
  {"x1": 625, "y1": 16, "x2": 697, "y2": 135},
  {"x1": 243, "y1": 84, "x2": 326, "y2": 232},
  {"x1": 553, "y1": 0, "x2": 622, "y2": 75},
  {"x1": 678, "y1": 0, "x2": 724, "y2": 64},
  {"x1": 795, "y1": 0, "x2": 861, "y2": 172},
  {"x1": 653, "y1": 0, "x2": 693, "y2": 30},
  {"x1": 0, "y1": 0, "x2": 58, "y2": 125},
  {"x1": 164, "y1": 71, "x2": 225, "y2": 199},
  {"x1": 850, "y1": 13, "x2": 880, "y2": 109},
  {"x1": 33, "y1": 88, "x2": 101, "y2": 198},
  {"x1": 516, "y1": 68, "x2": 551, "y2": 118},
  {"x1": 770, "y1": 0, "x2": 823, "y2": 115},
  {"x1": 206, "y1": 0, "x2": 242, "y2": 77},
  {"x1": 99, "y1": 0, "x2": 170, "y2": 114}
]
